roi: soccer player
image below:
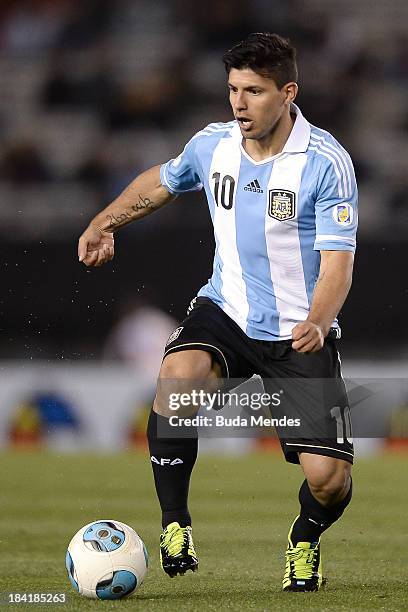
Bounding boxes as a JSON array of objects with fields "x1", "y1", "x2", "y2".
[{"x1": 78, "y1": 33, "x2": 358, "y2": 592}]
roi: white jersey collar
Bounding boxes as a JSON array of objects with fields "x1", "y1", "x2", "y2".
[{"x1": 281, "y1": 103, "x2": 310, "y2": 153}]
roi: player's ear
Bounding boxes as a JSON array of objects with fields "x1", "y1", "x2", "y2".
[{"x1": 282, "y1": 82, "x2": 298, "y2": 106}]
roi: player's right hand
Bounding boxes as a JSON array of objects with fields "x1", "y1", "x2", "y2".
[{"x1": 78, "y1": 224, "x2": 114, "y2": 267}]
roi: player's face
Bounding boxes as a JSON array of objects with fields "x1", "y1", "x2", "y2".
[{"x1": 228, "y1": 68, "x2": 297, "y2": 140}]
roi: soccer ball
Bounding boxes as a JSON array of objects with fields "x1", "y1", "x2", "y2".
[{"x1": 66, "y1": 519, "x2": 148, "y2": 600}]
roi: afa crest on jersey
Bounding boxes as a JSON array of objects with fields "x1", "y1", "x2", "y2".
[
  {"x1": 333, "y1": 203, "x2": 353, "y2": 225},
  {"x1": 268, "y1": 190, "x2": 296, "y2": 221}
]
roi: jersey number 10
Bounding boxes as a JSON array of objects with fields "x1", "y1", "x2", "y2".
[{"x1": 212, "y1": 173, "x2": 236, "y2": 209}]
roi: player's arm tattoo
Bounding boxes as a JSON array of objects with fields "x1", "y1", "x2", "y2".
[
  {"x1": 105, "y1": 194, "x2": 161, "y2": 231},
  {"x1": 315, "y1": 270, "x2": 326, "y2": 286}
]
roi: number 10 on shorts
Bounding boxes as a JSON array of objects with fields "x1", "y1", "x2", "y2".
[{"x1": 330, "y1": 406, "x2": 353, "y2": 444}]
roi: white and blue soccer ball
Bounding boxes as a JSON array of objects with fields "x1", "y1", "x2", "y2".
[{"x1": 66, "y1": 520, "x2": 148, "y2": 600}]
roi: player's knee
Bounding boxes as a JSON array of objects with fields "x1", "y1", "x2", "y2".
[
  {"x1": 306, "y1": 461, "x2": 351, "y2": 506},
  {"x1": 159, "y1": 350, "x2": 214, "y2": 380},
  {"x1": 154, "y1": 350, "x2": 216, "y2": 418}
]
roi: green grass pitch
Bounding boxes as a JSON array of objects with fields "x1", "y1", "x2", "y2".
[{"x1": 0, "y1": 450, "x2": 407, "y2": 611}]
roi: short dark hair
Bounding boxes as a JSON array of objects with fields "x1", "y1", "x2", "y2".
[{"x1": 223, "y1": 32, "x2": 298, "y2": 89}]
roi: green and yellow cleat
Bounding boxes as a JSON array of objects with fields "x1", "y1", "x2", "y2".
[
  {"x1": 282, "y1": 516, "x2": 325, "y2": 592},
  {"x1": 160, "y1": 522, "x2": 199, "y2": 578}
]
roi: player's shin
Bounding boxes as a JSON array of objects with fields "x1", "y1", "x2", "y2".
[
  {"x1": 291, "y1": 477, "x2": 353, "y2": 545},
  {"x1": 147, "y1": 409, "x2": 198, "y2": 528}
]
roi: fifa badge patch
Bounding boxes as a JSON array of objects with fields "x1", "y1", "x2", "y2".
[
  {"x1": 166, "y1": 326, "x2": 184, "y2": 346},
  {"x1": 333, "y1": 203, "x2": 353, "y2": 225},
  {"x1": 268, "y1": 190, "x2": 296, "y2": 221}
]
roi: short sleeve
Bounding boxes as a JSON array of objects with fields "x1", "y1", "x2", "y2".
[
  {"x1": 313, "y1": 150, "x2": 358, "y2": 253},
  {"x1": 160, "y1": 135, "x2": 203, "y2": 194}
]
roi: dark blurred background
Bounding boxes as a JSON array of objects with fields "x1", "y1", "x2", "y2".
[{"x1": 0, "y1": 0, "x2": 407, "y2": 361}]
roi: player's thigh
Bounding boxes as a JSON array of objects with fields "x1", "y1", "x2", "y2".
[
  {"x1": 159, "y1": 348, "x2": 221, "y2": 379},
  {"x1": 299, "y1": 452, "x2": 352, "y2": 497},
  {"x1": 154, "y1": 349, "x2": 222, "y2": 417}
]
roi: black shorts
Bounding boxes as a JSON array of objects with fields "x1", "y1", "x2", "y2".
[{"x1": 164, "y1": 297, "x2": 354, "y2": 465}]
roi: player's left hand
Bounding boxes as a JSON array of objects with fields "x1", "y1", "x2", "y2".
[{"x1": 291, "y1": 321, "x2": 325, "y2": 353}]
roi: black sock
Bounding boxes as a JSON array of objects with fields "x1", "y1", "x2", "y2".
[
  {"x1": 147, "y1": 410, "x2": 198, "y2": 529},
  {"x1": 291, "y1": 478, "x2": 353, "y2": 545}
]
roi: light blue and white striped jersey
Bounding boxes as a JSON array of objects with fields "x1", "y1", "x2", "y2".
[{"x1": 160, "y1": 104, "x2": 358, "y2": 341}]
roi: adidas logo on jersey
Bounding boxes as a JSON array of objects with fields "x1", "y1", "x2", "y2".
[{"x1": 244, "y1": 179, "x2": 263, "y2": 193}]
